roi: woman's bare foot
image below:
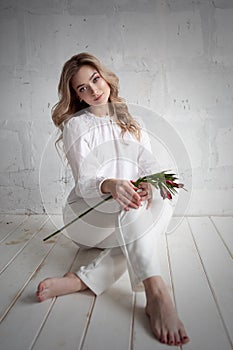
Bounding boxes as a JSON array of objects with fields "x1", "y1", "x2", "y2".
[
  {"x1": 143, "y1": 276, "x2": 190, "y2": 346},
  {"x1": 36, "y1": 272, "x2": 88, "y2": 302}
]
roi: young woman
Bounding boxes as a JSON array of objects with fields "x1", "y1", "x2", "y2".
[{"x1": 37, "y1": 53, "x2": 190, "y2": 346}]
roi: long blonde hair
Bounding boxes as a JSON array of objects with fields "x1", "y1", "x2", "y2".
[{"x1": 52, "y1": 52, "x2": 140, "y2": 142}]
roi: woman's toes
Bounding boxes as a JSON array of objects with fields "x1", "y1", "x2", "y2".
[
  {"x1": 153, "y1": 328, "x2": 162, "y2": 341},
  {"x1": 168, "y1": 332, "x2": 175, "y2": 345},
  {"x1": 160, "y1": 330, "x2": 168, "y2": 344},
  {"x1": 174, "y1": 332, "x2": 181, "y2": 346},
  {"x1": 37, "y1": 281, "x2": 44, "y2": 292},
  {"x1": 181, "y1": 335, "x2": 190, "y2": 344},
  {"x1": 179, "y1": 327, "x2": 190, "y2": 344},
  {"x1": 37, "y1": 291, "x2": 44, "y2": 302}
]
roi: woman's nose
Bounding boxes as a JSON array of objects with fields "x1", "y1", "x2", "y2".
[{"x1": 90, "y1": 84, "x2": 98, "y2": 95}]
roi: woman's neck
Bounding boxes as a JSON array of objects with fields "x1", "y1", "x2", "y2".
[{"x1": 89, "y1": 104, "x2": 110, "y2": 117}]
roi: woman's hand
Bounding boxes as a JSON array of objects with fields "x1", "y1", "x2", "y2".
[
  {"x1": 101, "y1": 179, "x2": 142, "y2": 211},
  {"x1": 135, "y1": 181, "x2": 153, "y2": 209}
]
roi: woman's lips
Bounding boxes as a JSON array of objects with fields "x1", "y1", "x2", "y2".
[{"x1": 94, "y1": 93, "x2": 103, "y2": 101}]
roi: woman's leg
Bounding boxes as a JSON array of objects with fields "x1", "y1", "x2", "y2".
[
  {"x1": 115, "y1": 196, "x2": 190, "y2": 346},
  {"x1": 57, "y1": 195, "x2": 166, "y2": 295},
  {"x1": 37, "y1": 197, "x2": 128, "y2": 300},
  {"x1": 37, "y1": 194, "x2": 168, "y2": 298},
  {"x1": 143, "y1": 276, "x2": 190, "y2": 346},
  {"x1": 37, "y1": 196, "x2": 190, "y2": 346}
]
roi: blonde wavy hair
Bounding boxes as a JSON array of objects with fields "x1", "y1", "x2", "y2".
[{"x1": 52, "y1": 52, "x2": 141, "y2": 142}]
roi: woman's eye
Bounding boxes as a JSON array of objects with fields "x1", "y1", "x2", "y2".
[
  {"x1": 93, "y1": 76, "x2": 100, "y2": 83},
  {"x1": 79, "y1": 86, "x2": 87, "y2": 93}
]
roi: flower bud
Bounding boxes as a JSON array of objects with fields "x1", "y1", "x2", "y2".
[
  {"x1": 160, "y1": 187, "x2": 172, "y2": 200},
  {"x1": 166, "y1": 180, "x2": 174, "y2": 186}
]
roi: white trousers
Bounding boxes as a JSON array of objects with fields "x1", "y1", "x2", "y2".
[{"x1": 62, "y1": 193, "x2": 174, "y2": 295}]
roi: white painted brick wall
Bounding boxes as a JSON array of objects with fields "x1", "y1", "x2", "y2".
[{"x1": 0, "y1": 0, "x2": 232, "y2": 215}]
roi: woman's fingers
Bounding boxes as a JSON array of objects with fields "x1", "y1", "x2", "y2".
[
  {"x1": 115, "y1": 197, "x2": 130, "y2": 211},
  {"x1": 119, "y1": 182, "x2": 141, "y2": 206},
  {"x1": 137, "y1": 182, "x2": 153, "y2": 209},
  {"x1": 110, "y1": 179, "x2": 155, "y2": 210},
  {"x1": 146, "y1": 197, "x2": 153, "y2": 209},
  {"x1": 138, "y1": 189, "x2": 148, "y2": 198},
  {"x1": 113, "y1": 182, "x2": 141, "y2": 210},
  {"x1": 119, "y1": 191, "x2": 141, "y2": 209},
  {"x1": 130, "y1": 180, "x2": 140, "y2": 191},
  {"x1": 115, "y1": 193, "x2": 140, "y2": 211}
]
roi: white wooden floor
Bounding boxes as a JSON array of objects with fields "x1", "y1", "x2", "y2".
[{"x1": 0, "y1": 214, "x2": 232, "y2": 350}]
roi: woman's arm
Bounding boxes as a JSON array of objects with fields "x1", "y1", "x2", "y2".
[{"x1": 63, "y1": 117, "x2": 106, "y2": 199}]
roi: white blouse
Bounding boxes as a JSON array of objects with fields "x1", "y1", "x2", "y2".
[{"x1": 63, "y1": 110, "x2": 160, "y2": 201}]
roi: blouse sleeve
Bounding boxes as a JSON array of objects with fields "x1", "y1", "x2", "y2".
[{"x1": 63, "y1": 116, "x2": 107, "y2": 199}]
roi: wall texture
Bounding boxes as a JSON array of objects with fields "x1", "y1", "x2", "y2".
[{"x1": 0, "y1": 0, "x2": 233, "y2": 215}]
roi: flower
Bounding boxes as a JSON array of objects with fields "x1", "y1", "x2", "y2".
[
  {"x1": 160, "y1": 186, "x2": 172, "y2": 200},
  {"x1": 43, "y1": 170, "x2": 186, "y2": 242},
  {"x1": 133, "y1": 170, "x2": 186, "y2": 200}
]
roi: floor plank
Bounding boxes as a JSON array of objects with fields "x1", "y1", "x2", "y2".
[
  {"x1": 32, "y1": 291, "x2": 95, "y2": 350},
  {"x1": 188, "y1": 216, "x2": 233, "y2": 348},
  {"x1": 0, "y1": 215, "x2": 48, "y2": 274},
  {"x1": 0, "y1": 217, "x2": 61, "y2": 321},
  {"x1": 31, "y1": 246, "x2": 109, "y2": 350},
  {"x1": 81, "y1": 273, "x2": 134, "y2": 350},
  {"x1": 0, "y1": 234, "x2": 79, "y2": 350},
  {"x1": 0, "y1": 214, "x2": 27, "y2": 242},
  {"x1": 167, "y1": 217, "x2": 231, "y2": 350},
  {"x1": 1, "y1": 215, "x2": 233, "y2": 350},
  {"x1": 211, "y1": 216, "x2": 233, "y2": 258}
]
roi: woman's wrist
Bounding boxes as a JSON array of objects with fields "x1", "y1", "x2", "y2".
[{"x1": 100, "y1": 178, "x2": 115, "y2": 194}]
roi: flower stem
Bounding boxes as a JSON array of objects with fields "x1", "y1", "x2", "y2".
[
  {"x1": 43, "y1": 195, "x2": 112, "y2": 241},
  {"x1": 42, "y1": 171, "x2": 186, "y2": 242}
]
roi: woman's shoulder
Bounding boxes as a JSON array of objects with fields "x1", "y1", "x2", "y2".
[
  {"x1": 64, "y1": 112, "x2": 90, "y2": 129},
  {"x1": 64, "y1": 112, "x2": 94, "y2": 135},
  {"x1": 63, "y1": 112, "x2": 92, "y2": 144}
]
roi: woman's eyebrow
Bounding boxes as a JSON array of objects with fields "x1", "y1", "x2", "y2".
[{"x1": 76, "y1": 71, "x2": 98, "y2": 89}]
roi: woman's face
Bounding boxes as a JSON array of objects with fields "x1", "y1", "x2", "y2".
[{"x1": 71, "y1": 65, "x2": 111, "y2": 106}]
